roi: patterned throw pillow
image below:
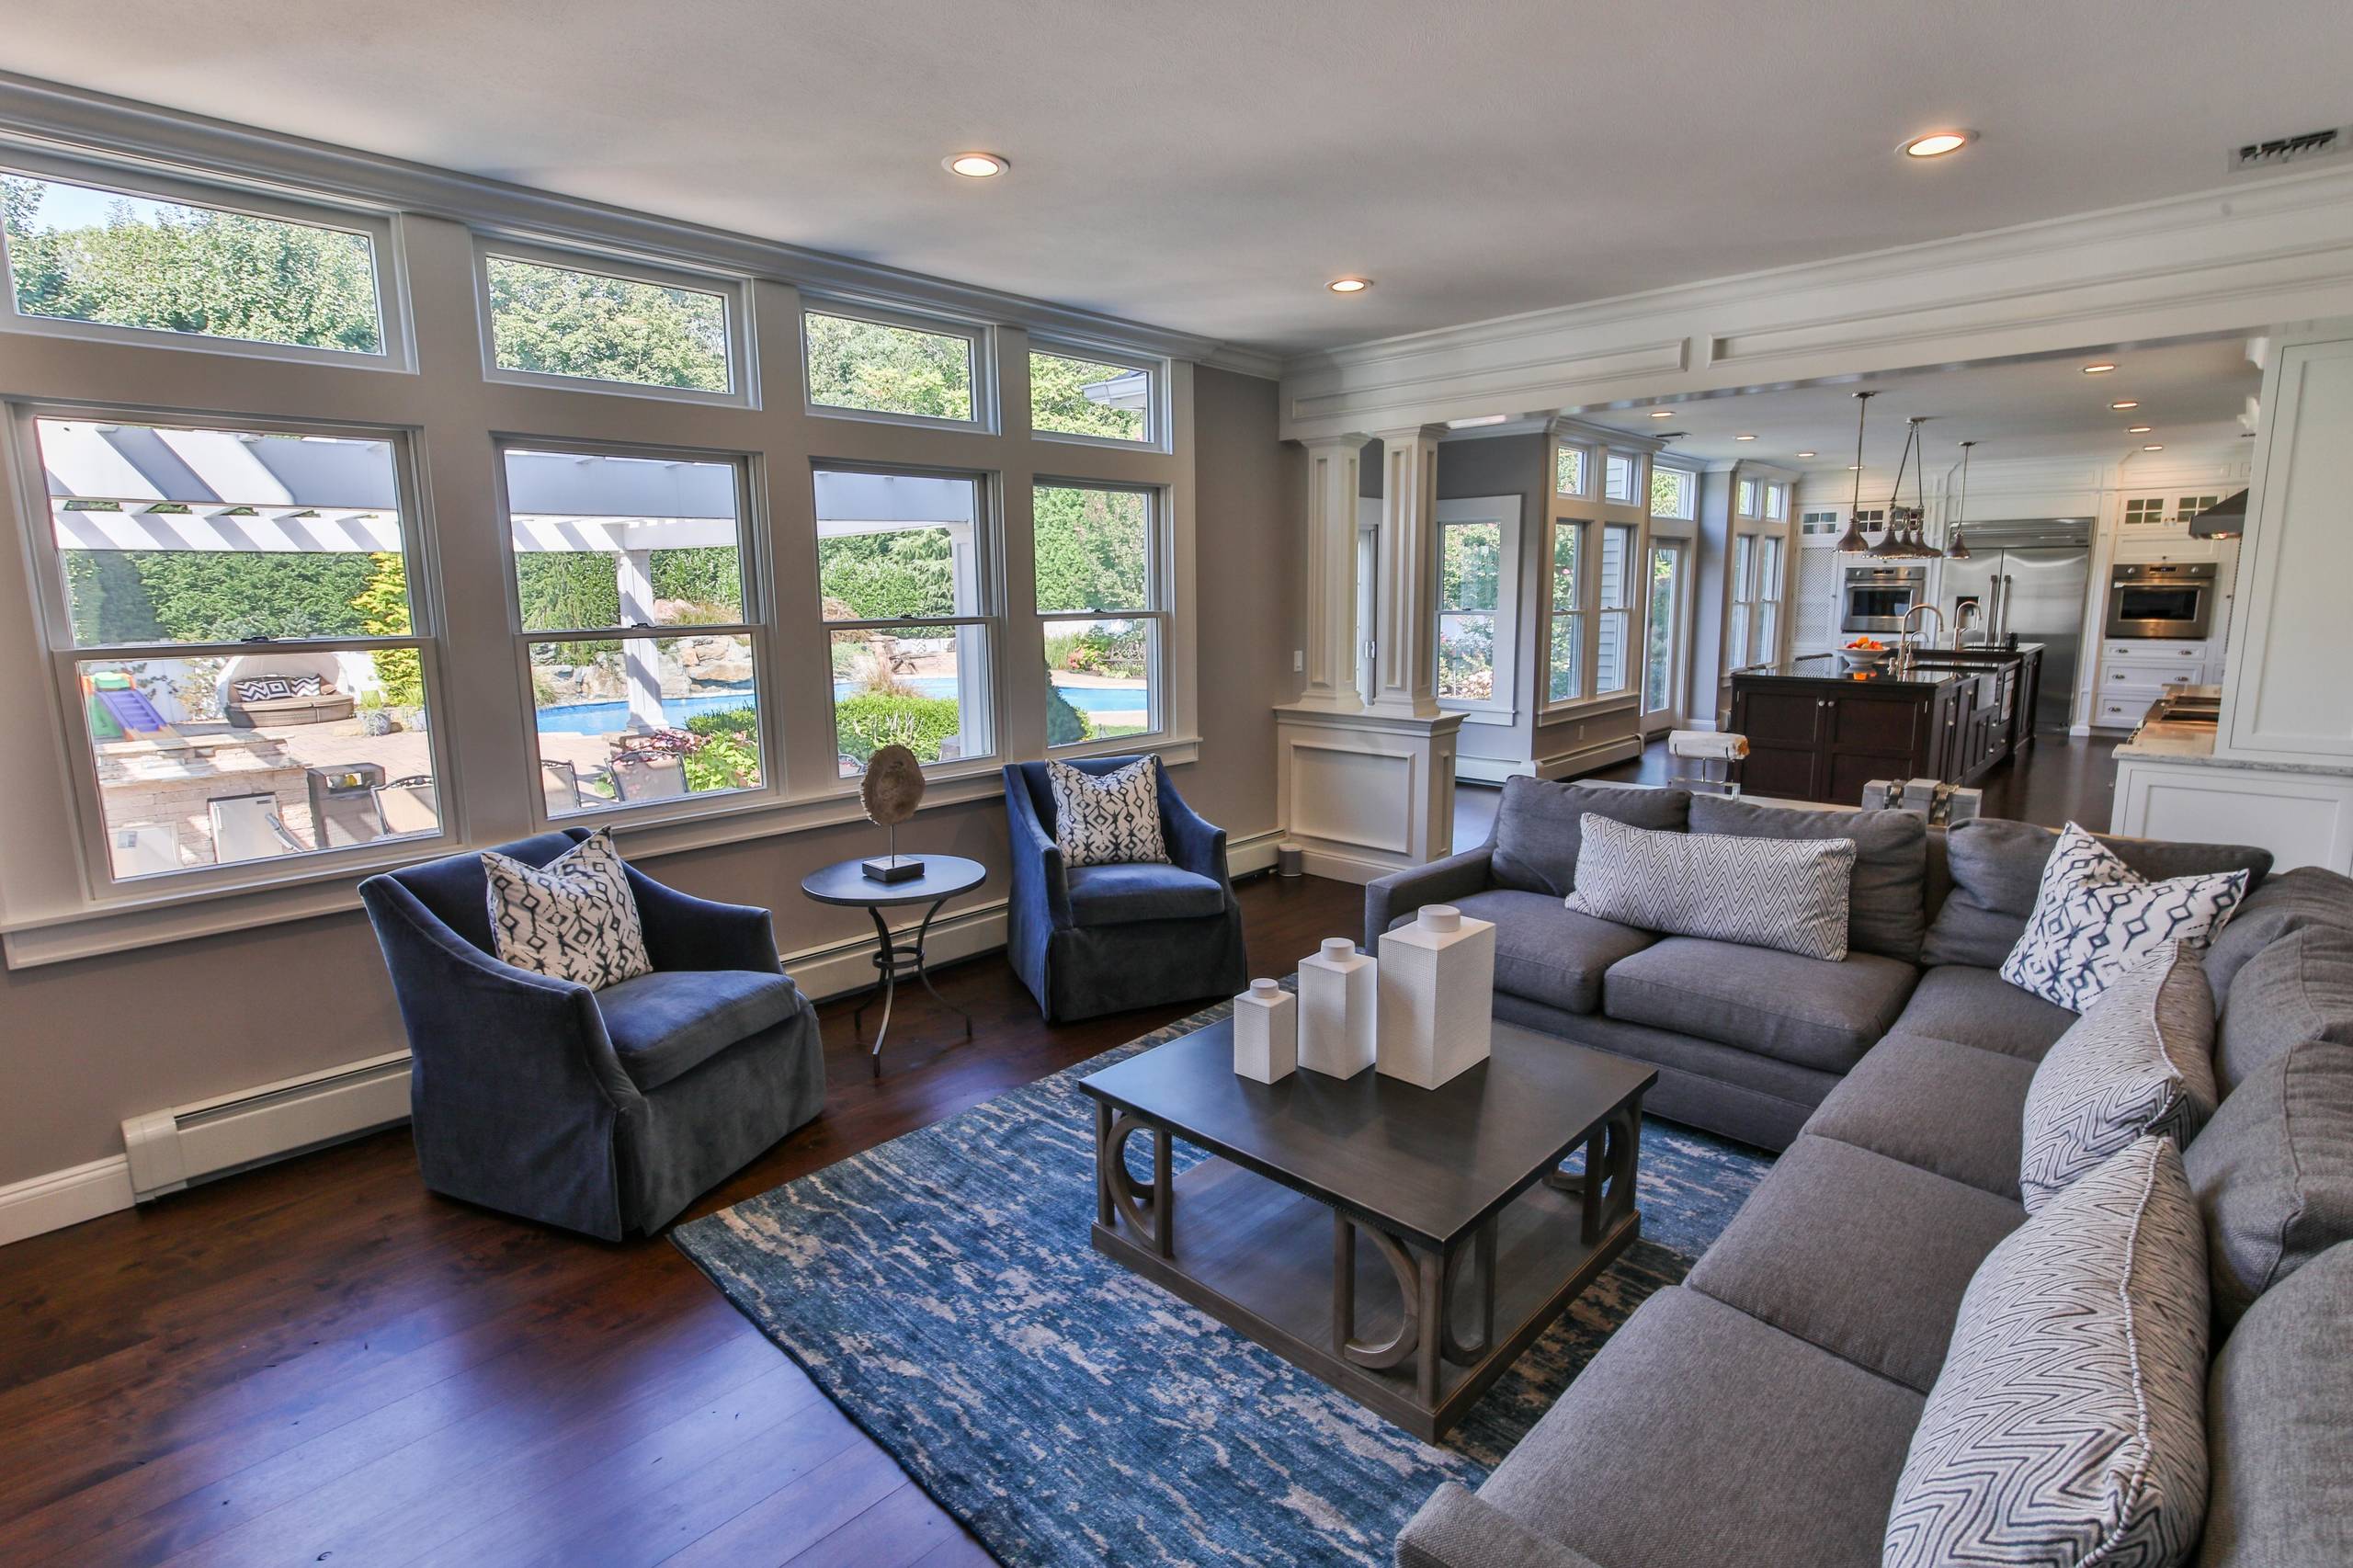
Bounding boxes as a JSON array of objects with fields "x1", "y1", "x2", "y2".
[
  {"x1": 1565, "y1": 812, "x2": 1855, "y2": 961},
  {"x1": 1883, "y1": 1136, "x2": 2210, "y2": 1568},
  {"x1": 233, "y1": 676, "x2": 295, "y2": 703},
  {"x1": 288, "y1": 674, "x2": 324, "y2": 697},
  {"x1": 2000, "y1": 822, "x2": 2248, "y2": 1012},
  {"x1": 2019, "y1": 941, "x2": 2218, "y2": 1211},
  {"x1": 483, "y1": 829, "x2": 652, "y2": 990},
  {"x1": 1047, "y1": 756, "x2": 1169, "y2": 868}
]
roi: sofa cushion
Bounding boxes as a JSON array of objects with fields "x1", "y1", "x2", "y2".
[
  {"x1": 1602, "y1": 937, "x2": 1916, "y2": 1074},
  {"x1": 1884, "y1": 1137, "x2": 2210, "y2": 1568},
  {"x1": 1470, "y1": 1285, "x2": 1923, "y2": 1568},
  {"x1": 1435, "y1": 890, "x2": 1654, "y2": 1015},
  {"x1": 2019, "y1": 942, "x2": 2218, "y2": 1211},
  {"x1": 597, "y1": 968, "x2": 801, "y2": 1092},
  {"x1": 2201, "y1": 863, "x2": 2353, "y2": 1009},
  {"x1": 1568, "y1": 815, "x2": 1856, "y2": 961},
  {"x1": 2197, "y1": 1240, "x2": 2353, "y2": 1568},
  {"x1": 1688, "y1": 795, "x2": 1930, "y2": 962},
  {"x1": 1888, "y1": 962, "x2": 2077, "y2": 1062},
  {"x1": 2211, "y1": 925, "x2": 2353, "y2": 1093},
  {"x1": 1686, "y1": 1134, "x2": 2023, "y2": 1392},
  {"x1": 1803, "y1": 1033, "x2": 2038, "y2": 1199},
  {"x1": 2186, "y1": 1038, "x2": 2353, "y2": 1327},
  {"x1": 1065, "y1": 861, "x2": 1225, "y2": 926},
  {"x1": 1487, "y1": 776, "x2": 1688, "y2": 897},
  {"x1": 1921, "y1": 817, "x2": 2272, "y2": 971},
  {"x1": 2000, "y1": 823, "x2": 2250, "y2": 1014}
]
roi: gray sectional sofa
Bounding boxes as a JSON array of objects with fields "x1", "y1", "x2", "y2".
[{"x1": 1369, "y1": 778, "x2": 2353, "y2": 1568}]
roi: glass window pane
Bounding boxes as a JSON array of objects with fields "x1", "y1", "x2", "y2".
[
  {"x1": 1737, "y1": 479, "x2": 1758, "y2": 516},
  {"x1": 816, "y1": 469, "x2": 983, "y2": 621},
  {"x1": 1650, "y1": 467, "x2": 1693, "y2": 519},
  {"x1": 4, "y1": 172, "x2": 383, "y2": 355},
  {"x1": 1033, "y1": 483, "x2": 1149, "y2": 613},
  {"x1": 485, "y1": 255, "x2": 730, "y2": 392},
  {"x1": 503, "y1": 449, "x2": 745, "y2": 631},
  {"x1": 1599, "y1": 525, "x2": 1633, "y2": 610},
  {"x1": 1551, "y1": 521, "x2": 1579, "y2": 611},
  {"x1": 1644, "y1": 546, "x2": 1677, "y2": 710},
  {"x1": 1549, "y1": 614, "x2": 1581, "y2": 702},
  {"x1": 529, "y1": 638, "x2": 764, "y2": 809},
  {"x1": 804, "y1": 310, "x2": 974, "y2": 421},
  {"x1": 1555, "y1": 445, "x2": 1586, "y2": 495},
  {"x1": 37, "y1": 418, "x2": 409, "y2": 648},
  {"x1": 1438, "y1": 611, "x2": 1496, "y2": 701},
  {"x1": 833, "y1": 625, "x2": 993, "y2": 776},
  {"x1": 1439, "y1": 521, "x2": 1502, "y2": 612},
  {"x1": 1044, "y1": 617, "x2": 1154, "y2": 744},
  {"x1": 78, "y1": 653, "x2": 440, "y2": 880},
  {"x1": 1606, "y1": 453, "x2": 1636, "y2": 503},
  {"x1": 1031, "y1": 349, "x2": 1149, "y2": 441}
]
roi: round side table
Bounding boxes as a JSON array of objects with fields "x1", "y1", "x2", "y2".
[{"x1": 799, "y1": 854, "x2": 986, "y2": 1076}]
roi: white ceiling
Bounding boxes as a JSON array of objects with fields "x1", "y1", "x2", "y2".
[
  {"x1": 1577, "y1": 338, "x2": 2264, "y2": 475},
  {"x1": 2, "y1": 2, "x2": 2349, "y2": 358}
]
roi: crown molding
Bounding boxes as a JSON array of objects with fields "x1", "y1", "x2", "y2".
[
  {"x1": 0, "y1": 70, "x2": 1281, "y2": 381},
  {"x1": 1279, "y1": 162, "x2": 2353, "y2": 438}
]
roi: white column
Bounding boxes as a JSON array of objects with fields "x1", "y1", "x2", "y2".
[
  {"x1": 1369, "y1": 425, "x2": 1445, "y2": 719},
  {"x1": 616, "y1": 548, "x2": 665, "y2": 730},
  {"x1": 1296, "y1": 434, "x2": 1369, "y2": 710}
]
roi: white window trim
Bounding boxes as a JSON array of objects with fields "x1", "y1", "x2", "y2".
[
  {"x1": 1650, "y1": 461, "x2": 1699, "y2": 522},
  {"x1": 1432, "y1": 496, "x2": 1522, "y2": 724},
  {"x1": 801, "y1": 298, "x2": 995, "y2": 435},
  {"x1": 1554, "y1": 438, "x2": 1594, "y2": 500},
  {"x1": 474, "y1": 236, "x2": 755, "y2": 408},
  {"x1": 1595, "y1": 519, "x2": 1642, "y2": 699},
  {"x1": 1034, "y1": 476, "x2": 1169, "y2": 750},
  {"x1": 1542, "y1": 513, "x2": 1588, "y2": 710},
  {"x1": 0, "y1": 147, "x2": 415, "y2": 374},
  {"x1": 1028, "y1": 338, "x2": 1169, "y2": 453}
]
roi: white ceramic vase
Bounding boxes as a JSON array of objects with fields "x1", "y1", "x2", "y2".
[
  {"x1": 1376, "y1": 904, "x2": 1495, "y2": 1089},
  {"x1": 1233, "y1": 977, "x2": 1297, "y2": 1084},
  {"x1": 1297, "y1": 937, "x2": 1378, "y2": 1077}
]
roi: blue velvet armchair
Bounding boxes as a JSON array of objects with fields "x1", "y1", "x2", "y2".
[
  {"x1": 1003, "y1": 757, "x2": 1249, "y2": 1022},
  {"x1": 358, "y1": 829, "x2": 824, "y2": 1241}
]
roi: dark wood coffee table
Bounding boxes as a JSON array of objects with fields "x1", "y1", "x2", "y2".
[{"x1": 1079, "y1": 1018, "x2": 1654, "y2": 1440}]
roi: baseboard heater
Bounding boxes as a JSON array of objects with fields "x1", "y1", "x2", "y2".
[{"x1": 121, "y1": 1050, "x2": 413, "y2": 1201}]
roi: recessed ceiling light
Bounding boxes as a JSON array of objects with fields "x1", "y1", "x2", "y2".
[
  {"x1": 1445, "y1": 414, "x2": 1509, "y2": 428},
  {"x1": 1327, "y1": 277, "x2": 1372, "y2": 294},
  {"x1": 1734, "y1": 434, "x2": 1757, "y2": 441},
  {"x1": 1847, "y1": 464, "x2": 1864, "y2": 471},
  {"x1": 2109, "y1": 400, "x2": 2140, "y2": 410},
  {"x1": 944, "y1": 152, "x2": 1008, "y2": 177},
  {"x1": 2143, "y1": 444, "x2": 2165, "y2": 451},
  {"x1": 2128, "y1": 425, "x2": 2154, "y2": 434},
  {"x1": 1902, "y1": 130, "x2": 1976, "y2": 158},
  {"x1": 2082, "y1": 362, "x2": 2119, "y2": 374},
  {"x1": 1649, "y1": 409, "x2": 1675, "y2": 418},
  {"x1": 1797, "y1": 450, "x2": 1817, "y2": 458}
]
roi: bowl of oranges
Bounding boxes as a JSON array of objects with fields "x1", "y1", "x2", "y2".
[{"x1": 1839, "y1": 636, "x2": 1893, "y2": 672}]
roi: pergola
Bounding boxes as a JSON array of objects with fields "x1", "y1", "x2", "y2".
[{"x1": 40, "y1": 423, "x2": 982, "y2": 732}]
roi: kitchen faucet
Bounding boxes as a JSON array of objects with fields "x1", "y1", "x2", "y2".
[
  {"x1": 1952, "y1": 600, "x2": 1984, "y2": 648},
  {"x1": 1898, "y1": 603, "x2": 1944, "y2": 663}
]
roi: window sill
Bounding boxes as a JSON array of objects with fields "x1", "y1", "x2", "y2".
[
  {"x1": 1, "y1": 736, "x2": 1201, "y2": 968},
  {"x1": 1536, "y1": 692, "x2": 1640, "y2": 726}
]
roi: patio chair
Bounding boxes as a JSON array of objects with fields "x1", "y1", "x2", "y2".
[
  {"x1": 540, "y1": 758, "x2": 585, "y2": 815},
  {"x1": 374, "y1": 776, "x2": 441, "y2": 837},
  {"x1": 1002, "y1": 756, "x2": 1248, "y2": 1022},
  {"x1": 611, "y1": 751, "x2": 688, "y2": 802},
  {"x1": 358, "y1": 828, "x2": 824, "y2": 1240},
  {"x1": 209, "y1": 792, "x2": 303, "y2": 862}
]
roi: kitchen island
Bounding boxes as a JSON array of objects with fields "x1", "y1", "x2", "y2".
[
  {"x1": 1727, "y1": 644, "x2": 2042, "y2": 805},
  {"x1": 2112, "y1": 687, "x2": 2353, "y2": 872}
]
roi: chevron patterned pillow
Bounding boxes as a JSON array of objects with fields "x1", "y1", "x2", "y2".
[
  {"x1": 2001, "y1": 822, "x2": 2248, "y2": 1013},
  {"x1": 483, "y1": 828, "x2": 652, "y2": 990},
  {"x1": 1884, "y1": 1136, "x2": 2210, "y2": 1568},
  {"x1": 1046, "y1": 756, "x2": 1169, "y2": 868},
  {"x1": 1565, "y1": 812, "x2": 1855, "y2": 960},
  {"x1": 2019, "y1": 941, "x2": 2218, "y2": 1211}
]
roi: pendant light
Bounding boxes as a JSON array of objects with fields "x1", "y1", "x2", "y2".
[
  {"x1": 1834, "y1": 392, "x2": 1878, "y2": 552},
  {"x1": 1945, "y1": 441, "x2": 1975, "y2": 560},
  {"x1": 1908, "y1": 418, "x2": 1938, "y2": 557},
  {"x1": 1866, "y1": 416, "x2": 1921, "y2": 558}
]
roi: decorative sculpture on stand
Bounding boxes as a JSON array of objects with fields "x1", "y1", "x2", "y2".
[{"x1": 860, "y1": 743, "x2": 926, "y2": 882}]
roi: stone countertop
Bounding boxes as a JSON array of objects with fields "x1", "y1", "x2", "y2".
[
  {"x1": 1732, "y1": 653, "x2": 1967, "y2": 688},
  {"x1": 2115, "y1": 689, "x2": 2353, "y2": 776}
]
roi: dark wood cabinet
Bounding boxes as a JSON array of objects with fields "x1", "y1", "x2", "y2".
[{"x1": 1727, "y1": 646, "x2": 2045, "y2": 806}]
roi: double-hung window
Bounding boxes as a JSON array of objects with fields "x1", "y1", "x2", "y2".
[
  {"x1": 1752, "y1": 536, "x2": 1785, "y2": 661},
  {"x1": 501, "y1": 443, "x2": 767, "y2": 814},
  {"x1": 1033, "y1": 482, "x2": 1162, "y2": 746},
  {"x1": 1548, "y1": 520, "x2": 1584, "y2": 701},
  {"x1": 479, "y1": 244, "x2": 744, "y2": 401},
  {"x1": 1595, "y1": 523, "x2": 1639, "y2": 695},
  {"x1": 819, "y1": 467, "x2": 999, "y2": 773},
  {"x1": 24, "y1": 413, "x2": 445, "y2": 887},
  {"x1": 1729, "y1": 535, "x2": 1756, "y2": 671}
]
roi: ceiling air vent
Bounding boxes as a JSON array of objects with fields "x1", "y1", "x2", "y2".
[{"x1": 2232, "y1": 125, "x2": 2350, "y2": 174}]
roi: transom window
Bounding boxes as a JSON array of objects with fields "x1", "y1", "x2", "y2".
[
  {"x1": 819, "y1": 467, "x2": 999, "y2": 773},
  {"x1": 27, "y1": 414, "x2": 443, "y2": 886},
  {"x1": 803, "y1": 307, "x2": 980, "y2": 425},
  {"x1": 1030, "y1": 346, "x2": 1155, "y2": 444},
  {"x1": 1605, "y1": 453, "x2": 1637, "y2": 504},
  {"x1": 1737, "y1": 477, "x2": 1760, "y2": 517},
  {"x1": 1555, "y1": 443, "x2": 1587, "y2": 497},
  {"x1": 500, "y1": 444, "x2": 766, "y2": 815},
  {"x1": 1650, "y1": 466, "x2": 1695, "y2": 520},
  {"x1": 481, "y1": 249, "x2": 737, "y2": 396},
  {"x1": 1033, "y1": 482, "x2": 1163, "y2": 747}
]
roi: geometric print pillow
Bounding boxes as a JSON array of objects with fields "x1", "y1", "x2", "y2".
[
  {"x1": 1046, "y1": 756, "x2": 1168, "y2": 869},
  {"x1": 483, "y1": 828, "x2": 652, "y2": 990},
  {"x1": 2000, "y1": 822, "x2": 2248, "y2": 1013},
  {"x1": 1883, "y1": 1135, "x2": 2211, "y2": 1568},
  {"x1": 2019, "y1": 942, "x2": 2219, "y2": 1211}
]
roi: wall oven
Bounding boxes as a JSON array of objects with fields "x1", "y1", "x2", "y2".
[
  {"x1": 1842, "y1": 564, "x2": 1927, "y2": 633},
  {"x1": 2105, "y1": 562, "x2": 2217, "y2": 641}
]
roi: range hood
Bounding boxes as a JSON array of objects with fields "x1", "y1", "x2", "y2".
[{"x1": 2188, "y1": 490, "x2": 2247, "y2": 540}]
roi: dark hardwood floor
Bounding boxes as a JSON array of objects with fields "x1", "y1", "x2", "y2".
[{"x1": 0, "y1": 872, "x2": 1366, "y2": 1568}]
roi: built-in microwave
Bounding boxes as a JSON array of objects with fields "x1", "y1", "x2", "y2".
[
  {"x1": 2105, "y1": 562, "x2": 2217, "y2": 641},
  {"x1": 1842, "y1": 564, "x2": 1927, "y2": 633}
]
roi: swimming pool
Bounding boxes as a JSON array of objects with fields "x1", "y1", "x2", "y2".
[{"x1": 534, "y1": 678, "x2": 1148, "y2": 734}]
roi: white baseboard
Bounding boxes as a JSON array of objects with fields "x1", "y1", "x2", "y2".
[
  {"x1": 0, "y1": 1155, "x2": 137, "y2": 1246},
  {"x1": 1227, "y1": 829, "x2": 1286, "y2": 876},
  {"x1": 1534, "y1": 734, "x2": 1645, "y2": 780}
]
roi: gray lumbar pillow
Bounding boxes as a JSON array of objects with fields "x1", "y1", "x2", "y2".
[
  {"x1": 1884, "y1": 1136, "x2": 2210, "y2": 1568},
  {"x1": 2020, "y1": 941, "x2": 2218, "y2": 1212},
  {"x1": 2186, "y1": 1036, "x2": 2353, "y2": 1327},
  {"x1": 1566, "y1": 812, "x2": 1855, "y2": 961}
]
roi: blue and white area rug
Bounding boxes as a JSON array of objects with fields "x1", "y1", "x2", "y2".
[{"x1": 675, "y1": 1002, "x2": 1770, "y2": 1566}]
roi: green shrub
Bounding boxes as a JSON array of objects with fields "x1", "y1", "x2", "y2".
[
  {"x1": 835, "y1": 691, "x2": 962, "y2": 767},
  {"x1": 1046, "y1": 681, "x2": 1092, "y2": 746},
  {"x1": 684, "y1": 705, "x2": 757, "y2": 739}
]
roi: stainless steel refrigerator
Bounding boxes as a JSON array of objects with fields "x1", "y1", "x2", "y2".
[{"x1": 1940, "y1": 518, "x2": 2093, "y2": 733}]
